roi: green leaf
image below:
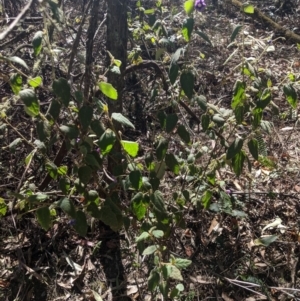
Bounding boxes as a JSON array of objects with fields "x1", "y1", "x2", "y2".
[
  {"x1": 156, "y1": 138, "x2": 169, "y2": 161},
  {"x1": 99, "y1": 205, "x2": 120, "y2": 231},
  {"x1": 79, "y1": 106, "x2": 93, "y2": 131},
  {"x1": 257, "y1": 88, "x2": 271, "y2": 109},
  {"x1": 201, "y1": 190, "x2": 213, "y2": 209},
  {"x1": 169, "y1": 61, "x2": 179, "y2": 85},
  {"x1": 36, "y1": 207, "x2": 51, "y2": 231},
  {"x1": 176, "y1": 283, "x2": 184, "y2": 292},
  {"x1": 78, "y1": 165, "x2": 92, "y2": 185},
  {"x1": 131, "y1": 192, "x2": 148, "y2": 220},
  {"x1": 94, "y1": 98, "x2": 107, "y2": 114},
  {"x1": 91, "y1": 120, "x2": 105, "y2": 137},
  {"x1": 169, "y1": 265, "x2": 183, "y2": 281},
  {"x1": 48, "y1": 0, "x2": 64, "y2": 22},
  {"x1": 57, "y1": 165, "x2": 68, "y2": 175},
  {"x1": 243, "y1": 4, "x2": 254, "y2": 14},
  {"x1": 162, "y1": 264, "x2": 172, "y2": 280},
  {"x1": 232, "y1": 151, "x2": 246, "y2": 177},
  {"x1": 46, "y1": 161, "x2": 58, "y2": 179},
  {"x1": 170, "y1": 288, "x2": 179, "y2": 299},
  {"x1": 230, "y1": 25, "x2": 242, "y2": 42},
  {"x1": 7, "y1": 56, "x2": 29, "y2": 69},
  {"x1": 74, "y1": 91, "x2": 83, "y2": 104},
  {"x1": 0, "y1": 198, "x2": 7, "y2": 217},
  {"x1": 136, "y1": 231, "x2": 150, "y2": 242},
  {"x1": 180, "y1": 70, "x2": 194, "y2": 99},
  {"x1": 32, "y1": 31, "x2": 43, "y2": 56},
  {"x1": 85, "y1": 190, "x2": 99, "y2": 203},
  {"x1": 25, "y1": 149, "x2": 36, "y2": 167},
  {"x1": 19, "y1": 89, "x2": 40, "y2": 117},
  {"x1": 226, "y1": 138, "x2": 244, "y2": 160},
  {"x1": 121, "y1": 140, "x2": 139, "y2": 157},
  {"x1": 157, "y1": 111, "x2": 167, "y2": 128},
  {"x1": 98, "y1": 129, "x2": 116, "y2": 155},
  {"x1": 248, "y1": 138, "x2": 259, "y2": 160},
  {"x1": 59, "y1": 198, "x2": 76, "y2": 218},
  {"x1": 129, "y1": 170, "x2": 142, "y2": 190},
  {"x1": 183, "y1": 0, "x2": 194, "y2": 15},
  {"x1": 36, "y1": 120, "x2": 50, "y2": 142},
  {"x1": 98, "y1": 82, "x2": 118, "y2": 100},
  {"x1": 9, "y1": 73, "x2": 22, "y2": 95},
  {"x1": 174, "y1": 258, "x2": 192, "y2": 269},
  {"x1": 182, "y1": 18, "x2": 194, "y2": 42},
  {"x1": 252, "y1": 108, "x2": 263, "y2": 128},
  {"x1": 254, "y1": 235, "x2": 278, "y2": 247},
  {"x1": 232, "y1": 80, "x2": 246, "y2": 109},
  {"x1": 59, "y1": 124, "x2": 79, "y2": 139},
  {"x1": 52, "y1": 78, "x2": 71, "y2": 107},
  {"x1": 159, "y1": 281, "x2": 169, "y2": 298},
  {"x1": 196, "y1": 30, "x2": 212, "y2": 46},
  {"x1": 177, "y1": 124, "x2": 190, "y2": 144},
  {"x1": 85, "y1": 152, "x2": 102, "y2": 168},
  {"x1": 27, "y1": 194, "x2": 48, "y2": 202},
  {"x1": 111, "y1": 112, "x2": 135, "y2": 129},
  {"x1": 166, "y1": 114, "x2": 178, "y2": 133},
  {"x1": 234, "y1": 105, "x2": 244, "y2": 124},
  {"x1": 152, "y1": 230, "x2": 164, "y2": 238},
  {"x1": 283, "y1": 84, "x2": 297, "y2": 109},
  {"x1": 28, "y1": 76, "x2": 42, "y2": 88},
  {"x1": 195, "y1": 95, "x2": 207, "y2": 111},
  {"x1": 48, "y1": 99, "x2": 61, "y2": 120},
  {"x1": 212, "y1": 114, "x2": 225, "y2": 126},
  {"x1": 154, "y1": 161, "x2": 166, "y2": 180},
  {"x1": 59, "y1": 177, "x2": 70, "y2": 194},
  {"x1": 148, "y1": 270, "x2": 160, "y2": 291},
  {"x1": 9, "y1": 138, "x2": 22, "y2": 151},
  {"x1": 151, "y1": 190, "x2": 166, "y2": 214},
  {"x1": 201, "y1": 114, "x2": 210, "y2": 131},
  {"x1": 143, "y1": 245, "x2": 158, "y2": 255},
  {"x1": 73, "y1": 210, "x2": 88, "y2": 236},
  {"x1": 165, "y1": 153, "x2": 180, "y2": 175}
]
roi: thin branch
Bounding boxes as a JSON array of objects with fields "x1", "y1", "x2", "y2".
[{"x1": 0, "y1": 0, "x2": 35, "y2": 40}]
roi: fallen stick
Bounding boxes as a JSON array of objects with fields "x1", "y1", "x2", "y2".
[{"x1": 230, "y1": 0, "x2": 300, "y2": 43}]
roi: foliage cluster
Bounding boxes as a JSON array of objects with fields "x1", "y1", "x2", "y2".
[{"x1": 0, "y1": 0, "x2": 299, "y2": 299}]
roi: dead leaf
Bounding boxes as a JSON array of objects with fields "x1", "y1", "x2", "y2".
[{"x1": 207, "y1": 217, "x2": 218, "y2": 236}]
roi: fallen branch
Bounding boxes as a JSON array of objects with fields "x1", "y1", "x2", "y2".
[
  {"x1": 230, "y1": 0, "x2": 300, "y2": 43},
  {"x1": 0, "y1": 0, "x2": 35, "y2": 40}
]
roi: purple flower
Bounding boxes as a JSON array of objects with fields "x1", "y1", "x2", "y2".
[{"x1": 195, "y1": 0, "x2": 206, "y2": 11}]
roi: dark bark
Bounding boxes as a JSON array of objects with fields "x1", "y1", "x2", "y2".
[
  {"x1": 98, "y1": 1, "x2": 129, "y2": 300},
  {"x1": 106, "y1": 0, "x2": 129, "y2": 175}
]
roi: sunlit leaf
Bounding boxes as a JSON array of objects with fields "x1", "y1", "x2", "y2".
[
  {"x1": 9, "y1": 73, "x2": 22, "y2": 95},
  {"x1": 182, "y1": 18, "x2": 194, "y2": 42},
  {"x1": 98, "y1": 82, "x2": 118, "y2": 100},
  {"x1": 112, "y1": 112, "x2": 135, "y2": 129},
  {"x1": 183, "y1": 0, "x2": 194, "y2": 15},
  {"x1": 243, "y1": 4, "x2": 254, "y2": 14}
]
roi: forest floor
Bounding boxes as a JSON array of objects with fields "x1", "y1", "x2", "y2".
[{"x1": 1, "y1": 0, "x2": 300, "y2": 300}]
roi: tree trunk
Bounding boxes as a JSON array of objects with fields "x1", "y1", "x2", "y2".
[
  {"x1": 98, "y1": 1, "x2": 129, "y2": 300},
  {"x1": 106, "y1": 0, "x2": 128, "y2": 176}
]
